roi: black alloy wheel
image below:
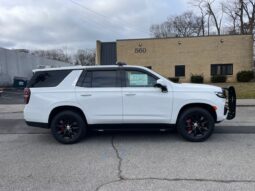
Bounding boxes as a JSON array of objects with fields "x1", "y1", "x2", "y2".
[
  {"x1": 51, "y1": 111, "x2": 86, "y2": 144},
  {"x1": 177, "y1": 107, "x2": 214, "y2": 142}
]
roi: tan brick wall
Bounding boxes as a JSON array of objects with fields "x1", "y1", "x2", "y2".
[{"x1": 116, "y1": 35, "x2": 253, "y2": 82}]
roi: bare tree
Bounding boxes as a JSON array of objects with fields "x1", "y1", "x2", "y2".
[
  {"x1": 31, "y1": 49, "x2": 71, "y2": 63},
  {"x1": 151, "y1": 0, "x2": 255, "y2": 37},
  {"x1": 150, "y1": 21, "x2": 175, "y2": 38},
  {"x1": 172, "y1": 11, "x2": 203, "y2": 37},
  {"x1": 190, "y1": 0, "x2": 207, "y2": 36},
  {"x1": 207, "y1": 12, "x2": 211, "y2": 35},
  {"x1": 222, "y1": 0, "x2": 255, "y2": 35},
  {"x1": 222, "y1": 0, "x2": 240, "y2": 34},
  {"x1": 150, "y1": 11, "x2": 203, "y2": 38},
  {"x1": 74, "y1": 49, "x2": 96, "y2": 66},
  {"x1": 237, "y1": 0, "x2": 246, "y2": 34},
  {"x1": 242, "y1": 0, "x2": 255, "y2": 34},
  {"x1": 190, "y1": 0, "x2": 226, "y2": 35},
  {"x1": 204, "y1": 0, "x2": 224, "y2": 35}
]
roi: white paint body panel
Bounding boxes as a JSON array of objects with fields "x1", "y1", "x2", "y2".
[
  {"x1": 122, "y1": 87, "x2": 173, "y2": 123},
  {"x1": 24, "y1": 70, "x2": 83, "y2": 123},
  {"x1": 75, "y1": 87, "x2": 122, "y2": 124},
  {"x1": 24, "y1": 65, "x2": 228, "y2": 125}
]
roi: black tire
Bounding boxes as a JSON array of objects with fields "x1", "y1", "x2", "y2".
[
  {"x1": 51, "y1": 110, "x2": 87, "y2": 144},
  {"x1": 177, "y1": 107, "x2": 214, "y2": 142}
]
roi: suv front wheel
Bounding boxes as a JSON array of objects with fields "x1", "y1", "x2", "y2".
[
  {"x1": 177, "y1": 107, "x2": 214, "y2": 142},
  {"x1": 51, "y1": 110, "x2": 87, "y2": 144}
]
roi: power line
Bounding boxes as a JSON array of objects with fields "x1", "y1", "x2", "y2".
[
  {"x1": 76, "y1": 14, "x2": 126, "y2": 37},
  {"x1": 68, "y1": 0, "x2": 129, "y2": 37},
  {"x1": 68, "y1": 0, "x2": 148, "y2": 35},
  {"x1": 69, "y1": 0, "x2": 111, "y2": 20},
  {"x1": 66, "y1": 0, "x2": 127, "y2": 37}
]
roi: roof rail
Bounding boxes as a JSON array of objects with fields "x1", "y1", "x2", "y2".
[{"x1": 116, "y1": 62, "x2": 127, "y2": 66}]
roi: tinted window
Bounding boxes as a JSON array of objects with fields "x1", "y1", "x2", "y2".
[
  {"x1": 76, "y1": 70, "x2": 87, "y2": 87},
  {"x1": 28, "y1": 70, "x2": 71, "y2": 88},
  {"x1": 125, "y1": 69, "x2": 157, "y2": 87},
  {"x1": 77, "y1": 70, "x2": 118, "y2": 88},
  {"x1": 77, "y1": 71, "x2": 92, "y2": 87},
  {"x1": 175, "y1": 65, "x2": 185, "y2": 77},
  {"x1": 84, "y1": 71, "x2": 92, "y2": 87},
  {"x1": 211, "y1": 64, "x2": 233, "y2": 75},
  {"x1": 92, "y1": 71, "x2": 117, "y2": 87}
]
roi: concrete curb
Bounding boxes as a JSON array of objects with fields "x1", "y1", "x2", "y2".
[
  {"x1": 237, "y1": 105, "x2": 255, "y2": 107},
  {"x1": 0, "y1": 104, "x2": 25, "y2": 113},
  {"x1": 236, "y1": 99, "x2": 255, "y2": 107}
]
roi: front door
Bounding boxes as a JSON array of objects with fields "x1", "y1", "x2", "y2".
[{"x1": 122, "y1": 68, "x2": 172, "y2": 124}]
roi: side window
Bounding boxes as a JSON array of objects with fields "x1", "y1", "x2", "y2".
[
  {"x1": 92, "y1": 70, "x2": 117, "y2": 87},
  {"x1": 125, "y1": 69, "x2": 158, "y2": 87},
  {"x1": 28, "y1": 70, "x2": 71, "y2": 88},
  {"x1": 77, "y1": 70, "x2": 119, "y2": 88},
  {"x1": 84, "y1": 71, "x2": 92, "y2": 87}
]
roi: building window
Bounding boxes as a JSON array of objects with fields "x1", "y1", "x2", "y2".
[
  {"x1": 175, "y1": 65, "x2": 185, "y2": 77},
  {"x1": 211, "y1": 64, "x2": 233, "y2": 76}
]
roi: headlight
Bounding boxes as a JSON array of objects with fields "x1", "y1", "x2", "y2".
[{"x1": 215, "y1": 90, "x2": 226, "y2": 98}]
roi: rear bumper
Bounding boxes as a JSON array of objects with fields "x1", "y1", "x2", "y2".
[
  {"x1": 24, "y1": 105, "x2": 48, "y2": 124},
  {"x1": 25, "y1": 121, "x2": 49, "y2": 128}
]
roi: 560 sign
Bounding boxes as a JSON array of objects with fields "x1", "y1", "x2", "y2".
[{"x1": 134, "y1": 47, "x2": 146, "y2": 54}]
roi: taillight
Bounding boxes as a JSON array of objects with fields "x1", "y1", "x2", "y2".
[{"x1": 24, "y1": 88, "x2": 31, "y2": 104}]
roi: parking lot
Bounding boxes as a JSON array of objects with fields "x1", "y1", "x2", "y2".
[
  {"x1": 0, "y1": 88, "x2": 24, "y2": 104},
  {"x1": 0, "y1": 100, "x2": 255, "y2": 191},
  {"x1": 1, "y1": 132, "x2": 255, "y2": 191}
]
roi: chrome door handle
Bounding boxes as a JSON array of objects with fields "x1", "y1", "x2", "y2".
[
  {"x1": 125, "y1": 93, "x2": 136, "y2": 96},
  {"x1": 81, "y1": 94, "x2": 91, "y2": 97}
]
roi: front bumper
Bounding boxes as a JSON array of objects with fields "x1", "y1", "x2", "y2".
[{"x1": 223, "y1": 86, "x2": 236, "y2": 120}]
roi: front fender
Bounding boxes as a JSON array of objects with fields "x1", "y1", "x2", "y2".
[{"x1": 170, "y1": 91, "x2": 224, "y2": 124}]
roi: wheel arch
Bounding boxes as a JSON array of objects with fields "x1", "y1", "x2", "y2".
[
  {"x1": 176, "y1": 103, "x2": 217, "y2": 124},
  {"x1": 48, "y1": 105, "x2": 87, "y2": 125}
]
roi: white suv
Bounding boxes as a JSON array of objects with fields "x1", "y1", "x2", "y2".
[{"x1": 24, "y1": 63, "x2": 236, "y2": 144}]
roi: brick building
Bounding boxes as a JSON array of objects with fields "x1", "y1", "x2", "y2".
[{"x1": 96, "y1": 35, "x2": 253, "y2": 82}]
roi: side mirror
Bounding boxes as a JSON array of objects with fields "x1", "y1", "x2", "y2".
[{"x1": 155, "y1": 79, "x2": 168, "y2": 92}]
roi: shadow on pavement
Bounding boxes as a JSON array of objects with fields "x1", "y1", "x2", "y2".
[{"x1": 0, "y1": 119, "x2": 254, "y2": 135}]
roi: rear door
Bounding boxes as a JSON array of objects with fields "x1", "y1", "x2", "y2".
[{"x1": 75, "y1": 68, "x2": 122, "y2": 124}]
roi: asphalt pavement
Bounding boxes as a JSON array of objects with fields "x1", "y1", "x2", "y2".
[
  {"x1": 1, "y1": 133, "x2": 255, "y2": 191},
  {"x1": 0, "y1": 88, "x2": 24, "y2": 104},
  {"x1": 0, "y1": 105, "x2": 255, "y2": 190}
]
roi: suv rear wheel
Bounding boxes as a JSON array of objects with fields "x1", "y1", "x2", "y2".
[
  {"x1": 177, "y1": 107, "x2": 214, "y2": 142},
  {"x1": 51, "y1": 110, "x2": 86, "y2": 144}
]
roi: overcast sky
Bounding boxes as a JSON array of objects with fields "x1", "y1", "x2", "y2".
[{"x1": 0, "y1": 0, "x2": 190, "y2": 51}]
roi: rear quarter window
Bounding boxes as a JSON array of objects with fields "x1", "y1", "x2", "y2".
[{"x1": 27, "y1": 70, "x2": 71, "y2": 88}]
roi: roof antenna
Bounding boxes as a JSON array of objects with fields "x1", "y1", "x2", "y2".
[{"x1": 116, "y1": 62, "x2": 127, "y2": 66}]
